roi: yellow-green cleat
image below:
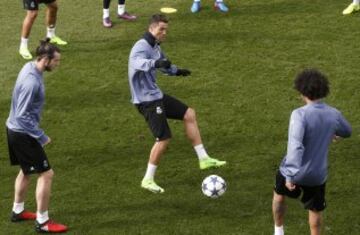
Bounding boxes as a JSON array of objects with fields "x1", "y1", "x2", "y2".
[
  {"x1": 141, "y1": 179, "x2": 164, "y2": 193},
  {"x1": 199, "y1": 157, "x2": 227, "y2": 170},
  {"x1": 342, "y1": 3, "x2": 360, "y2": 15},
  {"x1": 50, "y1": 36, "x2": 68, "y2": 45},
  {"x1": 19, "y1": 47, "x2": 33, "y2": 60}
]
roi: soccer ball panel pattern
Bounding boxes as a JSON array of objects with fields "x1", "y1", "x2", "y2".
[{"x1": 201, "y1": 175, "x2": 226, "y2": 198}]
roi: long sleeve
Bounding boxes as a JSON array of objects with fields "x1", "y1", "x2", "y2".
[
  {"x1": 12, "y1": 77, "x2": 48, "y2": 145},
  {"x1": 130, "y1": 46, "x2": 155, "y2": 72},
  {"x1": 335, "y1": 112, "x2": 352, "y2": 138},
  {"x1": 158, "y1": 51, "x2": 178, "y2": 76},
  {"x1": 283, "y1": 110, "x2": 305, "y2": 183}
]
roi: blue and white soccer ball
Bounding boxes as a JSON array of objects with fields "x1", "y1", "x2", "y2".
[{"x1": 201, "y1": 175, "x2": 227, "y2": 198}]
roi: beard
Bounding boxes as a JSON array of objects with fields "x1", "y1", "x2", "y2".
[
  {"x1": 44, "y1": 61, "x2": 53, "y2": 71},
  {"x1": 44, "y1": 66, "x2": 52, "y2": 72}
]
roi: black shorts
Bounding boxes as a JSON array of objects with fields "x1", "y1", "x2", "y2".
[
  {"x1": 136, "y1": 94, "x2": 188, "y2": 141},
  {"x1": 23, "y1": 0, "x2": 56, "y2": 10},
  {"x1": 274, "y1": 171, "x2": 326, "y2": 211},
  {"x1": 7, "y1": 128, "x2": 51, "y2": 175}
]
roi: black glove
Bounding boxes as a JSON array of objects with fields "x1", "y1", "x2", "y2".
[
  {"x1": 176, "y1": 69, "x2": 191, "y2": 76},
  {"x1": 155, "y1": 59, "x2": 171, "y2": 69}
]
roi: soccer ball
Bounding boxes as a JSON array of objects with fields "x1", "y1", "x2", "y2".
[{"x1": 201, "y1": 175, "x2": 227, "y2": 198}]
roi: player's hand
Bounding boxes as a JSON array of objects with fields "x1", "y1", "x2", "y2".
[
  {"x1": 155, "y1": 59, "x2": 171, "y2": 69},
  {"x1": 43, "y1": 137, "x2": 51, "y2": 146},
  {"x1": 285, "y1": 181, "x2": 296, "y2": 191},
  {"x1": 332, "y1": 135, "x2": 341, "y2": 143},
  {"x1": 176, "y1": 69, "x2": 191, "y2": 76}
]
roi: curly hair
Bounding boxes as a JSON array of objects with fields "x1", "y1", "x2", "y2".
[{"x1": 294, "y1": 69, "x2": 329, "y2": 100}]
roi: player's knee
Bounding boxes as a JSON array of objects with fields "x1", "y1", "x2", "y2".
[
  {"x1": 309, "y1": 212, "x2": 322, "y2": 229},
  {"x1": 18, "y1": 170, "x2": 31, "y2": 181},
  {"x1": 309, "y1": 219, "x2": 321, "y2": 230},
  {"x1": 40, "y1": 169, "x2": 54, "y2": 180},
  {"x1": 159, "y1": 138, "x2": 171, "y2": 145},
  {"x1": 23, "y1": 174, "x2": 31, "y2": 181},
  {"x1": 273, "y1": 191, "x2": 285, "y2": 203},
  {"x1": 184, "y1": 108, "x2": 196, "y2": 122},
  {"x1": 48, "y1": 2, "x2": 58, "y2": 11},
  {"x1": 47, "y1": 169, "x2": 54, "y2": 179},
  {"x1": 156, "y1": 138, "x2": 170, "y2": 151},
  {"x1": 26, "y1": 11, "x2": 38, "y2": 20}
]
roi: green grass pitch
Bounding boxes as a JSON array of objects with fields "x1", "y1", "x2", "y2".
[{"x1": 0, "y1": 0, "x2": 359, "y2": 234}]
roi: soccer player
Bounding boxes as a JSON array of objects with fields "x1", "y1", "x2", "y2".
[
  {"x1": 342, "y1": 0, "x2": 360, "y2": 15},
  {"x1": 6, "y1": 39, "x2": 67, "y2": 233},
  {"x1": 272, "y1": 69, "x2": 352, "y2": 235},
  {"x1": 20, "y1": 0, "x2": 67, "y2": 60},
  {"x1": 102, "y1": 0, "x2": 137, "y2": 28},
  {"x1": 191, "y1": 0, "x2": 229, "y2": 13},
  {"x1": 128, "y1": 14, "x2": 226, "y2": 194}
]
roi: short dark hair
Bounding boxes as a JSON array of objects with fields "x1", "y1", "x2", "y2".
[
  {"x1": 149, "y1": 14, "x2": 168, "y2": 26},
  {"x1": 35, "y1": 38, "x2": 60, "y2": 61},
  {"x1": 294, "y1": 69, "x2": 329, "y2": 100}
]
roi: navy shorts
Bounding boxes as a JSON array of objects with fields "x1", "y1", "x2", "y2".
[
  {"x1": 274, "y1": 171, "x2": 326, "y2": 211},
  {"x1": 7, "y1": 128, "x2": 51, "y2": 175},
  {"x1": 136, "y1": 94, "x2": 188, "y2": 141},
  {"x1": 23, "y1": 0, "x2": 56, "y2": 10}
]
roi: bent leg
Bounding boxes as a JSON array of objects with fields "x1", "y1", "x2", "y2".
[
  {"x1": 149, "y1": 139, "x2": 170, "y2": 165},
  {"x1": 183, "y1": 108, "x2": 202, "y2": 146}
]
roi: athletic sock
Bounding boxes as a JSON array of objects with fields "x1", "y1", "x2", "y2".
[
  {"x1": 13, "y1": 202, "x2": 25, "y2": 214},
  {"x1": 46, "y1": 26, "x2": 55, "y2": 39},
  {"x1": 20, "y1": 37, "x2": 28, "y2": 49},
  {"x1": 103, "y1": 8, "x2": 110, "y2": 19},
  {"x1": 274, "y1": 225, "x2": 284, "y2": 235},
  {"x1": 144, "y1": 163, "x2": 157, "y2": 180},
  {"x1": 216, "y1": 0, "x2": 223, "y2": 2},
  {"x1": 354, "y1": 0, "x2": 360, "y2": 4},
  {"x1": 194, "y1": 144, "x2": 209, "y2": 160},
  {"x1": 36, "y1": 211, "x2": 49, "y2": 224},
  {"x1": 118, "y1": 4, "x2": 125, "y2": 15}
]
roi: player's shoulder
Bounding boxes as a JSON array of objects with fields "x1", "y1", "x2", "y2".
[
  {"x1": 290, "y1": 105, "x2": 313, "y2": 125},
  {"x1": 18, "y1": 65, "x2": 41, "y2": 88},
  {"x1": 326, "y1": 105, "x2": 341, "y2": 116},
  {"x1": 314, "y1": 102, "x2": 341, "y2": 115},
  {"x1": 291, "y1": 106, "x2": 306, "y2": 117},
  {"x1": 134, "y1": 38, "x2": 152, "y2": 49}
]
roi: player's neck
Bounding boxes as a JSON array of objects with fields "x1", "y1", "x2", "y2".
[
  {"x1": 303, "y1": 96, "x2": 321, "y2": 105},
  {"x1": 35, "y1": 60, "x2": 46, "y2": 73}
]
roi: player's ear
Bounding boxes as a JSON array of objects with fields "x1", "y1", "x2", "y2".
[
  {"x1": 149, "y1": 24, "x2": 154, "y2": 31},
  {"x1": 149, "y1": 22, "x2": 159, "y2": 30}
]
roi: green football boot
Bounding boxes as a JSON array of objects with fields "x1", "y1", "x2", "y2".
[
  {"x1": 199, "y1": 157, "x2": 227, "y2": 170},
  {"x1": 141, "y1": 179, "x2": 165, "y2": 193},
  {"x1": 343, "y1": 3, "x2": 360, "y2": 15},
  {"x1": 50, "y1": 36, "x2": 68, "y2": 45},
  {"x1": 19, "y1": 47, "x2": 33, "y2": 60}
]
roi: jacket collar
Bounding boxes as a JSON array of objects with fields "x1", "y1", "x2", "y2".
[{"x1": 143, "y1": 31, "x2": 158, "y2": 47}]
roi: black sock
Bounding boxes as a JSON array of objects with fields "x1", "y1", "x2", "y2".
[{"x1": 103, "y1": 0, "x2": 111, "y2": 9}]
